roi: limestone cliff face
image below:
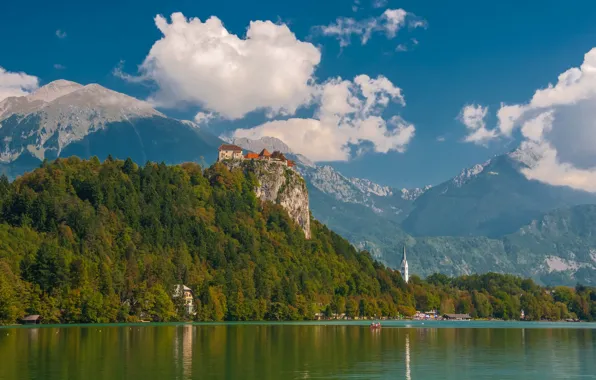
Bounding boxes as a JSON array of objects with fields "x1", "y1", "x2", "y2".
[{"x1": 225, "y1": 160, "x2": 311, "y2": 239}]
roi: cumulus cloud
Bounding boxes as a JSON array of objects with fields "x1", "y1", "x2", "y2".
[
  {"x1": 501, "y1": 48, "x2": 596, "y2": 192},
  {"x1": 0, "y1": 67, "x2": 39, "y2": 101},
  {"x1": 122, "y1": 13, "x2": 321, "y2": 119},
  {"x1": 317, "y1": 8, "x2": 424, "y2": 47},
  {"x1": 458, "y1": 104, "x2": 497, "y2": 144},
  {"x1": 462, "y1": 48, "x2": 596, "y2": 192},
  {"x1": 56, "y1": 30, "x2": 67, "y2": 39},
  {"x1": 233, "y1": 74, "x2": 414, "y2": 161}
]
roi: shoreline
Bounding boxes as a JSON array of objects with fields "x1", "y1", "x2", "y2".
[{"x1": 2, "y1": 319, "x2": 594, "y2": 330}]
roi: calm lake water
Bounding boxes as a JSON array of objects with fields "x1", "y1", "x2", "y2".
[{"x1": 0, "y1": 321, "x2": 595, "y2": 379}]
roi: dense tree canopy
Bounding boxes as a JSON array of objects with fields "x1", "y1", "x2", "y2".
[{"x1": 0, "y1": 157, "x2": 594, "y2": 324}]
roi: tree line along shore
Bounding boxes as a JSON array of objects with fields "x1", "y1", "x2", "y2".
[{"x1": 1, "y1": 157, "x2": 595, "y2": 325}]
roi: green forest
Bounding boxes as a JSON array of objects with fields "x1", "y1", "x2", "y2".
[{"x1": 0, "y1": 157, "x2": 595, "y2": 324}]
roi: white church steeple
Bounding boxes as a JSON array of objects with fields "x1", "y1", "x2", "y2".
[{"x1": 400, "y1": 246, "x2": 409, "y2": 283}]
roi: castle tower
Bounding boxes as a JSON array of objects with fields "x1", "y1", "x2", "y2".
[{"x1": 400, "y1": 246, "x2": 409, "y2": 283}]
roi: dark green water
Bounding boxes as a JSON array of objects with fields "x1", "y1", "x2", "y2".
[{"x1": 1, "y1": 321, "x2": 595, "y2": 379}]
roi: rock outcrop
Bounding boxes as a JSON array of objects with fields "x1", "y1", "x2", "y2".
[{"x1": 225, "y1": 160, "x2": 311, "y2": 239}]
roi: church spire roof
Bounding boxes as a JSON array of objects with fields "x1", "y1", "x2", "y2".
[{"x1": 402, "y1": 246, "x2": 407, "y2": 262}]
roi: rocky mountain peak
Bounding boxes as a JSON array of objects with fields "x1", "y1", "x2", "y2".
[
  {"x1": 349, "y1": 177, "x2": 393, "y2": 197},
  {"x1": 400, "y1": 185, "x2": 432, "y2": 200},
  {"x1": 451, "y1": 160, "x2": 492, "y2": 188},
  {"x1": 26, "y1": 80, "x2": 83, "y2": 103},
  {"x1": 508, "y1": 142, "x2": 545, "y2": 169},
  {"x1": 0, "y1": 80, "x2": 167, "y2": 163}
]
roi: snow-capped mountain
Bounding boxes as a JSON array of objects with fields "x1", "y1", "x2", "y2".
[
  {"x1": 402, "y1": 151, "x2": 596, "y2": 237},
  {"x1": 400, "y1": 185, "x2": 432, "y2": 200},
  {"x1": 349, "y1": 177, "x2": 393, "y2": 197},
  {"x1": 0, "y1": 80, "x2": 223, "y2": 178},
  {"x1": 450, "y1": 161, "x2": 491, "y2": 188},
  {"x1": 0, "y1": 80, "x2": 164, "y2": 163}
]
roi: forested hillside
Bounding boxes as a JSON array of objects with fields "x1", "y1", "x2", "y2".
[{"x1": 0, "y1": 158, "x2": 594, "y2": 324}]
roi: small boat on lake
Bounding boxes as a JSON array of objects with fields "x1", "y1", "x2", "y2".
[{"x1": 370, "y1": 322, "x2": 381, "y2": 329}]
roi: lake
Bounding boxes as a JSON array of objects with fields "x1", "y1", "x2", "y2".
[{"x1": 0, "y1": 321, "x2": 595, "y2": 379}]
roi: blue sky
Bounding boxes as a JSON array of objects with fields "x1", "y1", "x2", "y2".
[{"x1": 3, "y1": 0, "x2": 596, "y2": 188}]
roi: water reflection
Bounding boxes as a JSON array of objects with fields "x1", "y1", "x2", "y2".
[
  {"x1": 405, "y1": 333, "x2": 411, "y2": 380},
  {"x1": 0, "y1": 324, "x2": 594, "y2": 379}
]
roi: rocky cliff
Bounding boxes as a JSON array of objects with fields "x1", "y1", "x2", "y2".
[{"x1": 224, "y1": 159, "x2": 311, "y2": 239}]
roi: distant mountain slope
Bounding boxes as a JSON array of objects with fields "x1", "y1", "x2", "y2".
[
  {"x1": 502, "y1": 204, "x2": 596, "y2": 284},
  {"x1": 309, "y1": 179, "x2": 596, "y2": 285},
  {"x1": 0, "y1": 80, "x2": 223, "y2": 178},
  {"x1": 231, "y1": 137, "x2": 596, "y2": 285},
  {"x1": 402, "y1": 153, "x2": 596, "y2": 237}
]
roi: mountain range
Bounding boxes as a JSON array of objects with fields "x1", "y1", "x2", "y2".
[{"x1": 2, "y1": 80, "x2": 596, "y2": 285}]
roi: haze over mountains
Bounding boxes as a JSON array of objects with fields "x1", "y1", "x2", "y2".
[{"x1": 2, "y1": 80, "x2": 596, "y2": 285}]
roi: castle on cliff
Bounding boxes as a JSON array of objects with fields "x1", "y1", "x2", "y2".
[{"x1": 218, "y1": 144, "x2": 295, "y2": 168}]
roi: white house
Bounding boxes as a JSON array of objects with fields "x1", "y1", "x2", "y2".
[
  {"x1": 173, "y1": 285, "x2": 196, "y2": 315},
  {"x1": 217, "y1": 144, "x2": 244, "y2": 161}
]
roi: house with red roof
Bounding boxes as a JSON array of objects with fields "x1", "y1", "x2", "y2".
[{"x1": 218, "y1": 144, "x2": 244, "y2": 161}]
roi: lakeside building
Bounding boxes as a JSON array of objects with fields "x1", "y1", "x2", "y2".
[
  {"x1": 21, "y1": 315, "x2": 42, "y2": 325},
  {"x1": 173, "y1": 285, "x2": 196, "y2": 316}
]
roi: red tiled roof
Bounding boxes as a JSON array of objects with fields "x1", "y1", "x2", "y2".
[
  {"x1": 287, "y1": 160, "x2": 295, "y2": 167},
  {"x1": 259, "y1": 149, "x2": 271, "y2": 157},
  {"x1": 245, "y1": 152, "x2": 259, "y2": 159},
  {"x1": 218, "y1": 144, "x2": 243, "y2": 152}
]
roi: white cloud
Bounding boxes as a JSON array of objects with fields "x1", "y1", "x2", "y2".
[
  {"x1": 53, "y1": 64, "x2": 66, "y2": 70},
  {"x1": 516, "y1": 139, "x2": 596, "y2": 193},
  {"x1": 496, "y1": 103, "x2": 526, "y2": 136},
  {"x1": 372, "y1": 0, "x2": 388, "y2": 8},
  {"x1": 194, "y1": 111, "x2": 215, "y2": 126},
  {"x1": 409, "y1": 20, "x2": 428, "y2": 29},
  {"x1": 0, "y1": 67, "x2": 39, "y2": 101},
  {"x1": 396, "y1": 44, "x2": 408, "y2": 52},
  {"x1": 474, "y1": 47, "x2": 596, "y2": 193},
  {"x1": 458, "y1": 104, "x2": 497, "y2": 144},
  {"x1": 122, "y1": 13, "x2": 321, "y2": 119},
  {"x1": 233, "y1": 74, "x2": 414, "y2": 161},
  {"x1": 318, "y1": 8, "x2": 424, "y2": 47},
  {"x1": 436, "y1": 136, "x2": 446, "y2": 142},
  {"x1": 56, "y1": 30, "x2": 67, "y2": 39}
]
